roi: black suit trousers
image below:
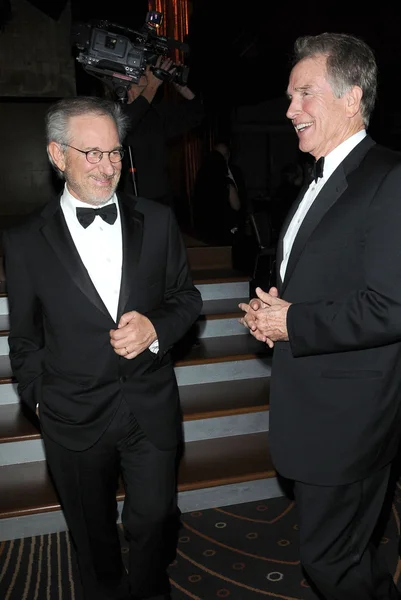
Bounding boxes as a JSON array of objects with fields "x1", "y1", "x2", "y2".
[
  {"x1": 293, "y1": 465, "x2": 400, "y2": 600},
  {"x1": 42, "y1": 397, "x2": 177, "y2": 600}
]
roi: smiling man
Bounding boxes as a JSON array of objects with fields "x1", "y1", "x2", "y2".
[
  {"x1": 3, "y1": 96, "x2": 202, "y2": 600},
  {"x1": 48, "y1": 113, "x2": 123, "y2": 205},
  {"x1": 239, "y1": 33, "x2": 401, "y2": 599}
]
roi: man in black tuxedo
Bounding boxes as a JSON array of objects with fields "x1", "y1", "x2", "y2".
[
  {"x1": 3, "y1": 96, "x2": 202, "y2": 600},
  {"x1": 239, "y1": 33, "x2": 401, "y2": 599}
]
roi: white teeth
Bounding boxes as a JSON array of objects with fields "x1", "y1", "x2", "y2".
[{"x1": 295, "y1": 122, "x2": 313, "y2": 131}]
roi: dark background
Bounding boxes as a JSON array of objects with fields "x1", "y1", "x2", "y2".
[
  {"x1": 12, "y1": 0, "x2": 401, "y2": 146},
  {"x1": 66, "y1": 1, "x2": 401, "y2": 148}
]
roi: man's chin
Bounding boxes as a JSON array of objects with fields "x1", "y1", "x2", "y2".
[
  {"x1": 65, "y1": 179, "x2": 119, "y2": 206},
  {"x1": 84, "y1": 189, "x2": 116, "y2": 206}
]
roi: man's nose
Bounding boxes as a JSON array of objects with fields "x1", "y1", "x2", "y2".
[
  {"x1": 286, "y1": 97, "x2": 299, "y2": 120},
  {"x1": 99, "y1": 154, "x2": 117, "y2": 174}
]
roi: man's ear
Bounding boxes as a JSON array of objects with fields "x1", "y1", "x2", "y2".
[
  {"x1": 345, "y1": 86, "x2": 363, "y2": 118},
  {"x1": 48, "y1": 142, "x2": 66, "y2": 172}
]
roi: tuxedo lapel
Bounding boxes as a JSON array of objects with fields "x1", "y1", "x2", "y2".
[
  {"x1": 117, "y1": 195, "x2": 144, "y2": 319},
  {"x1": 40, "y1": 201, "x2": 111, "y2": 319},
  {"x1": 280, "y1": 135, "x2": 376, "y2": 295},
  {"x1": 281, "y1": 167, "x2": 347, "y2": 294}
]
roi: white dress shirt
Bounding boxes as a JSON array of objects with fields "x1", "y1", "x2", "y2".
[
  {"x1": 280, "y1": 130, "x2": 367, "y2": 281},
  {"x1": 60, "y1": 185, "x2": 159, "y2": 352},
  {"x1": 61, "y1": 186, "x2": 123, "y2": 321}
]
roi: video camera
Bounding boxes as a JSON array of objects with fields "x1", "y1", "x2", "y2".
[{"x1": 71, "y1": 11, "x2": 190, "y2": 101}]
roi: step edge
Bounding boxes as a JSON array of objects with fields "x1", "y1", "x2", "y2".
[
  {"x1": 178, "y1": 470, "x2": 277, "y2": 492},
  {"x1": 174, "y1": 352, "x2": 267, "y2": 367},
  {"x1": 184, "y1": 405, "x2": 269, "y2": 421},
  {"x1": 0, "y1": 477, "x2": 285, "y2": 540}
]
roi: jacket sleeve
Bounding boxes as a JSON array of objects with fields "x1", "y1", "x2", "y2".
[
  {"x1": 2, "y1": 229, "x2": 44, "y2": 412},
  {"x1": 123, "y1": 95, "x2": 152, "y2": 130},
  {"x1": 144, "y1": 209, "x2": 202, "y2": 354}
]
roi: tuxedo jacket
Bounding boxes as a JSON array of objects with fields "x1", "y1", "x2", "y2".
[
  {"x1": 270, "y1": 135, "x2": 401, "y2": 485},
  {"x1": 3, "y1": 193, "x2": 202, "y2": 451}
]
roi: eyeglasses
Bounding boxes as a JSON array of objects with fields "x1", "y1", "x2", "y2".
[{"x1": 63, "y1": 144, "x2": 124, "y2": 164}]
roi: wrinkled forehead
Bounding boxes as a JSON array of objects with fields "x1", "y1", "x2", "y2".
[
  {"x1": 287, "y1": 55, "x2": 328, "y2": 93},
  {"x1": 68, "y1": 113, "x2": 119, "y2": 146}
]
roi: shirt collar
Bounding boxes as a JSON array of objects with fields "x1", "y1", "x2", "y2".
[{"x1": 322, "y1": 130, "x2": 367, "y2": 181}]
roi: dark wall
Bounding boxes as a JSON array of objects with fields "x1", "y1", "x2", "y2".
[{"x1": 0, "y1": 100, "x2": 61, "y2": 224}]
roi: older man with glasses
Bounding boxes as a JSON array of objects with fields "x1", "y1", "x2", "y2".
[{"x1": 3, "y1": 96, "x2": 202, "y2": 600}]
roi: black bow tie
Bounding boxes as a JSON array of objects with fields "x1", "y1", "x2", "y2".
[
  {"x1": 76, "y1": 203, "x2": 117, "y2": 228},
  {"x1": 310, "y1": 156, "x2": 325, "y2": 184}
]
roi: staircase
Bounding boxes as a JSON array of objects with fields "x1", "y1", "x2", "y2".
[{"x1": 0, "y1": 243, "x2": 282, "y2": 541}]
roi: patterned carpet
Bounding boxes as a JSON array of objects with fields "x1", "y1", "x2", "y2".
[{"x1": 1, "y1": 485, "x2": 401, "y2": 600}]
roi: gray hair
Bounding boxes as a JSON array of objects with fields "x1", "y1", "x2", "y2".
[
  {"x1": 293, "y1": 33, "x2": 377, "y2": 127},
  {"x1": 45, "y1": 96, "x2": 130, "y2": 178}
]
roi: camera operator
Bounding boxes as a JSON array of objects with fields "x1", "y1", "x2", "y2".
[{"x1": 119, "y1": 56, "x2": 205, "y2": 208}]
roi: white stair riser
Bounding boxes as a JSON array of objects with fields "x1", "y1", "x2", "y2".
[
  {"x1": 0, "y1": 411, "x2": 269, "y2": 466},
  {"x1": 0, "y1": 438, "x2": 45, "y2": 465},
  {"x1": 195, "y1": 281, "x2": 249, "y2": 301},
  {"x1": 184, "y1": 411, "x2": 269, "y2": 442},
  {"x1": 0, "y1": 316, "x2": 9, "y2": 330},
  {"x1": 196, "y1": 318, "x2": 247, "y2": 338},
  {"x1": 178, "y1": 477, "x2": 285, "y2": 514},
  {"x1": 0, "y1": 383, "x2": 19, "y2": 405},
  {"x1": 0, "y1": 477, "x2": 284, "y2": 541},
  {"x1": 0, "y1": 336, "x2": 8, "y2": 355},
  {"x1": 176, "y1": 358, "x2": 271, "y2": 386},
  {"x1": 0, "y1": 298, "x2": 8, "y2": 316}
]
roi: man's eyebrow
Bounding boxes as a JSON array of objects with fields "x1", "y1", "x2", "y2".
[
  {"x1": 295, "y1": 85, "x2": 313, "y2": 93},
  {"x1": 82, "y1": 146, "x2": 122, "y2": 151},
  {"x1": 286, "y1": 84, "x2": 313, "y2": 99}
]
